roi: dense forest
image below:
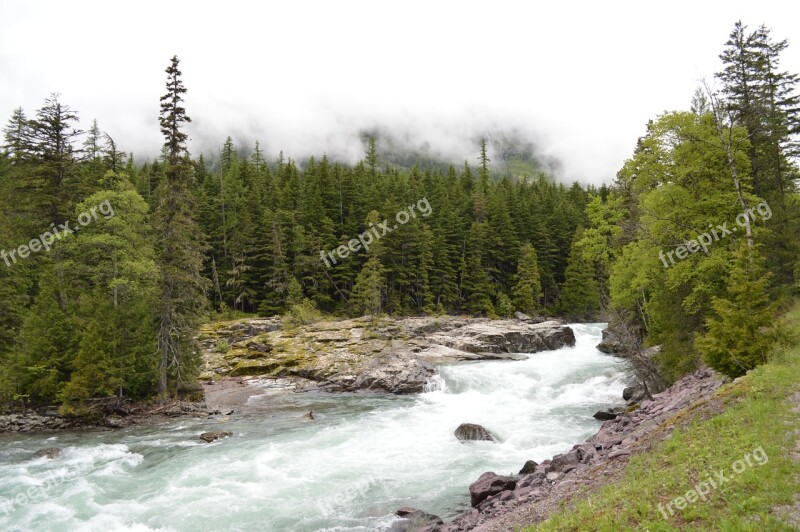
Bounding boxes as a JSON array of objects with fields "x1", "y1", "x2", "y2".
[{"x1": 0, "y1": 21, "x2": 798, "y2": 412}]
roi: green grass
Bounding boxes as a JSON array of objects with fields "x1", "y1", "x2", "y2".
[{"x1": 525, "y1": 304, "x2": 800, "y2": 531}]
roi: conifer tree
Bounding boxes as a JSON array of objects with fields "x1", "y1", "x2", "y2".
[
  {"x1": 696, "y1": 245, "x2": 781, "y2": 377},
  {"x1": 559, "y1": 230, "x2": 600, "y2": 320},
  {"x1": 512, "y1": 242, "x2": 542, "y2": 314},
  {"x1": 349, "y1": 211, "x2": 386, "y2": 317},
  {"x1": 153, "y1": 56, "x2": 208, "y2": 399}
]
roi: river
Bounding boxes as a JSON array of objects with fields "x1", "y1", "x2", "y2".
[{"x1": 0, "y1": 323, "x2": 625, "y2": 531}]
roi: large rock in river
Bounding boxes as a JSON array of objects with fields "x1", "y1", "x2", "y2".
[
  {"x1": 454, "y1": 423, "x2": 498, "y2": 442},
  {"x1": 199, "y1": 431, "x2": 233, "y2": 443}
]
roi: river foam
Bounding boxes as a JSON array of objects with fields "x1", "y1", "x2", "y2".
[{"x1": 0, "y1": 323, "x2": 624, "y2": 531}]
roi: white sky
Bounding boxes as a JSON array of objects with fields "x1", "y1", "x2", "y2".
[{"x1": 1, "y1": 0, "x2": 799, "y2": 184}]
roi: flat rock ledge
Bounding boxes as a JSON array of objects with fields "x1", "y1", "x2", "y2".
[
  {"x1": 407, "y1": 367, "x2": 723, "y2": 531},
  {"x1": 199, "y1": 316, "x2": 575, "y2": 395}
]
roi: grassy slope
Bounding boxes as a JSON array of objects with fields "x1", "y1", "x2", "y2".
[{"x1": 526, "y1": 304, "x2": 800, "y2": 531}]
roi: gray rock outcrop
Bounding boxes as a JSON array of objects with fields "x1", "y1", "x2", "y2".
[{"x1": 199, "y1": 316, "x2": 575, "y2": 395}]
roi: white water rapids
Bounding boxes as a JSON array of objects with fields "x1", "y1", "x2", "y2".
[{"x1": 0, "y1": 323, "x2": 626, "y2": 531}]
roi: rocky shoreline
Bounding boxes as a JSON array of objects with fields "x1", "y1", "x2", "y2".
[
  {"x1": 0, "y1": 387, "x2": 234, "y2": 434},
  {"x1": 390, "y1": 367, "x2": 724, "y2": 531}
]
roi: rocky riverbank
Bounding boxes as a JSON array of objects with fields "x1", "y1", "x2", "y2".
[
  {"x1": 0, "y1": 395, "x2": 228, "y2": 434},
  {"x1": 198, "y1": 314, "x2": 575, "y2": 394},
  {"x1": 1, "y1": 314, "x2": 575, "y2": 433},
  {"x1": 391, "y1": 367, "x2": 724, "y2": 531}
]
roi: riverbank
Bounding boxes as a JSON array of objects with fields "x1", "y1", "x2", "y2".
[
  {"x1": 0, "y1": 314, "x2": 575, "y2": 434},
  {"x1": 401, "y1": 304, "x2": 800, "y2": 531}
]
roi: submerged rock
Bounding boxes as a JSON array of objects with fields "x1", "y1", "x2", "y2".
[
  {"x1": 391, "y1": 507, "x2": 444, "y2": 531},
  {"x1": 454, "y1": 423, "x2": 498, "y2": 442},
  {"x1": 32, "y1": 447, "x2": 61, "y2": 459},
  {"x1": 199, "y1": 431, "x2": 233, "y2": 443},
  {"x1": 468, "y1": 472, "x2": 518, "y2": 507}
]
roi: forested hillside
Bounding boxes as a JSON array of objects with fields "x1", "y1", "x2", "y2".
[{"x1": 0, "y1": 21, "x2": 797, "y2": 412}]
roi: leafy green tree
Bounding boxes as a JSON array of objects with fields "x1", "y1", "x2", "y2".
[{"x1": 573, "y1": 194, "x2": 624, "y2": 308}]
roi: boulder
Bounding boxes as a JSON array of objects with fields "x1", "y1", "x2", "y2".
[
  {"x1": 32, "y1": 447, "x2": 61, "y2": 459},
  {"x1": 199, "y1": 431, "x2": 233, "y2": 443},
  {"x1": 518, "y1": 459, "x2": 538, "y2": 475},
  {"x1": 391, "y1": 507, "x2": 443, "y2": 531},
  {"x1": 454, "y1": 423, "x2": 498, "y2": 442},
  {"x1": 596, "y1": 328, "x2": 624, "y2": 354},
  {"x1": 549, "y1": 450, "x2": 580, "y2": 473},
  {"x1": 623, "y1": 384, "x2": 647, "y2": 403},
  {"x1": 469, "y1": 472, "x2": 518, "y2": 507},
  {"x1": 593, "y1": 410, "x2": 618, "y2": 421}
]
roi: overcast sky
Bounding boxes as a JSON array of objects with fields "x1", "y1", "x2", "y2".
[{"x1": 1, "y1": 1, "x2": 799, "y2": 184}]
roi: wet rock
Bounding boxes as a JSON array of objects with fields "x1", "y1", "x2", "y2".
[
  {"x1": 454, "y1": 423, "x2": 498, "y2": 442},
  {"x1": 391, "y1": 507, "x2": 443, "y2": 531},
  {"x1": 32, "y1": 447, "x2": 61, "y2": 459},
  {"x1": 518, "y1": 459, "x2": 538, "y2": 475},
  {"x1": 199, "y1": 431, "x2": 233, "y2": 443},
  {"x1": 623, "y1": 384, "x2": 647, "y2": 403},
  {"x1": 592, "y1": 410, "x2": 617, "y2": 421},
  {"x1": 596, "y1": 327, "x2": 624, "y2": 354},
  {"x1": 469, "y1": 472, "x2": 518, "y2": 507}
]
